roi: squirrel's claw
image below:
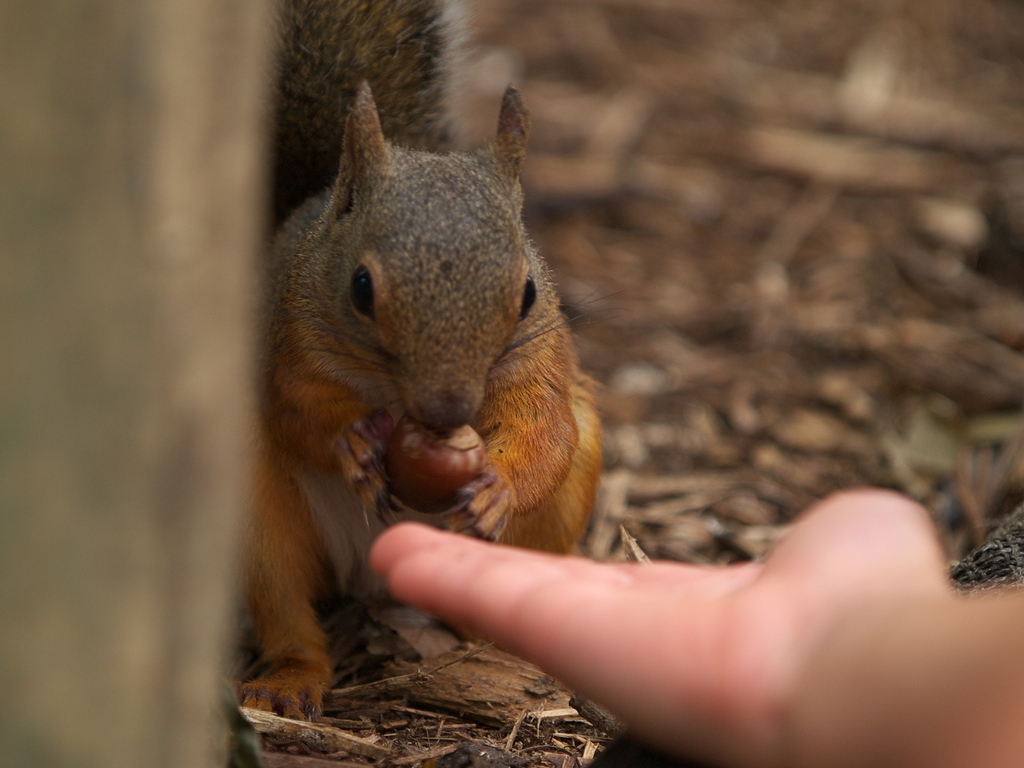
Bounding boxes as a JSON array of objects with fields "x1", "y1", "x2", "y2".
[
  {"x1": 235, "y1": 662, "x2": 325, "y2": 721},
  {"x1": 445, "y1": 467, "x2": 511, "y2": 541},
  {"x1": 336, "y1": 410, "x2": 393, "y2": 512}
]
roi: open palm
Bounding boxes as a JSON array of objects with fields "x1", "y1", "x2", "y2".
[{"x1": 371, "y1": 489, "x2": 949, "y2": 767}]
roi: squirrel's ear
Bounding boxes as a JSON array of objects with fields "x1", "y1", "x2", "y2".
[
  {"x1": 334, "y1": 81, "x2": 388, "y2": 218},
  {"x1": 494, "y1": 85, "x2": 530, "y2": 179}
]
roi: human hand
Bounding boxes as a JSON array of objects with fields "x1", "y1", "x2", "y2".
[{"x1": 370, "y1": 489, "x2": 949, "y2": 767}]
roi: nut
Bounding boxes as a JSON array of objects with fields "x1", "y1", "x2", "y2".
[{"x1": 385, "y1": 416, "x2": 487, "y2": 513}]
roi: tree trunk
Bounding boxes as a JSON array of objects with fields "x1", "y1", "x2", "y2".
[{"x1": 0, "y1": 0, "x2": 270, "y2": 765}]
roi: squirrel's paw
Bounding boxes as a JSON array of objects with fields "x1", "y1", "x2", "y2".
[
  {"x1": 444, "y1": 467, "x2": 511, "y2": 541},
  {"x1": 336, "y1": 410, "x2": 394, "y2": 510},
  {"x1": 235, "y1": 661, "x2": 327, "y2": 721}
]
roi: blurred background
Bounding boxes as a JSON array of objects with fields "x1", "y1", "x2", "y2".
[{"x1": 460, "y1": 0, "x2": 1024, "y2": 566}]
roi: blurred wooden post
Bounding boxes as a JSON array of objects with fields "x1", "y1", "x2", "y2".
[{"x1": 0, "y1": 0, "x2": 270, "y2": 766}]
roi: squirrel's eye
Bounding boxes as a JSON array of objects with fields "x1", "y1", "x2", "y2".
[
  {"x1": 519, "y1": 275, "x2": 536, "y2": 319},
  {"x1": 351, "y1": 265, "x2": 374, "y2": 319}
]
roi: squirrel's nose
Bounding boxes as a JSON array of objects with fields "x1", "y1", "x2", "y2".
[{"x1": 415, "y1": 391, "x2": 480, "y2": 434}]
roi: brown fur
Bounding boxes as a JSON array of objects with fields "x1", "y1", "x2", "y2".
[
  {"x1": 240, "y1": 0, "x2": 602, "y2": 720},
  {"x1": 271, "y1": 0, "x2": 463, "y2": 221}
]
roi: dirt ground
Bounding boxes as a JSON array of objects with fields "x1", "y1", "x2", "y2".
[{"x1": 248, "y1": 0, "x2": 1024, "y2": 764}]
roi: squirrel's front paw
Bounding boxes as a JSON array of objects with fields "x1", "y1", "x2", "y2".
[
  {"x1": 444, "y1": 467, "x2": 511, "y2": 541},
  {"x1": 236, "y1": 660, "x2": 327, "y2": 721},
  {"x1": 336, "y1": 410, "x2": 394, "y2": 510}
]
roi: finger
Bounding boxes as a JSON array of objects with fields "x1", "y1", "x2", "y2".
[
  {"x1": 371, "y1": 523, "x2": 633, "y2": 610},
  {"x1": 762, "y1": 488, "x2": 949, "y2": 602},
  {"x1": 373, "y1": 523, "x2": 656, "y2": 636},
  {"x1": 370, "y1": 523, "x2": 763, "y2": 762},
  {"x1": 371, "y1": 523, "x2": 758, "y2": 635},
  {"x1": 720, "y1": 487, "x2": 954, "y2": 755}
]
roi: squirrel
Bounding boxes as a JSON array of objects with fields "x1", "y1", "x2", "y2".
[{"x1": 238, "y1": 0, "x2": 603, "y2": 720}]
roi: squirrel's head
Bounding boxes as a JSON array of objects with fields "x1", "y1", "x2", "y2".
[{"x1": 322, "y1": 82, "x2": 554, "y2": 434}]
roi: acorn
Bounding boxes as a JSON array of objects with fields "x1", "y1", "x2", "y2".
[{"x1": 385, "y1": 416, "x2": 487, "y2": 513}]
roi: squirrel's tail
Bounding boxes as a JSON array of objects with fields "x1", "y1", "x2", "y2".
[{"x1": 271, "y1": 0, "x2": 467, "y2": 222}]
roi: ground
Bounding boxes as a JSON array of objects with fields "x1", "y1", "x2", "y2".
[{"x1": 246, "y1": 0, "x2": 1024, "y2": 764}]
